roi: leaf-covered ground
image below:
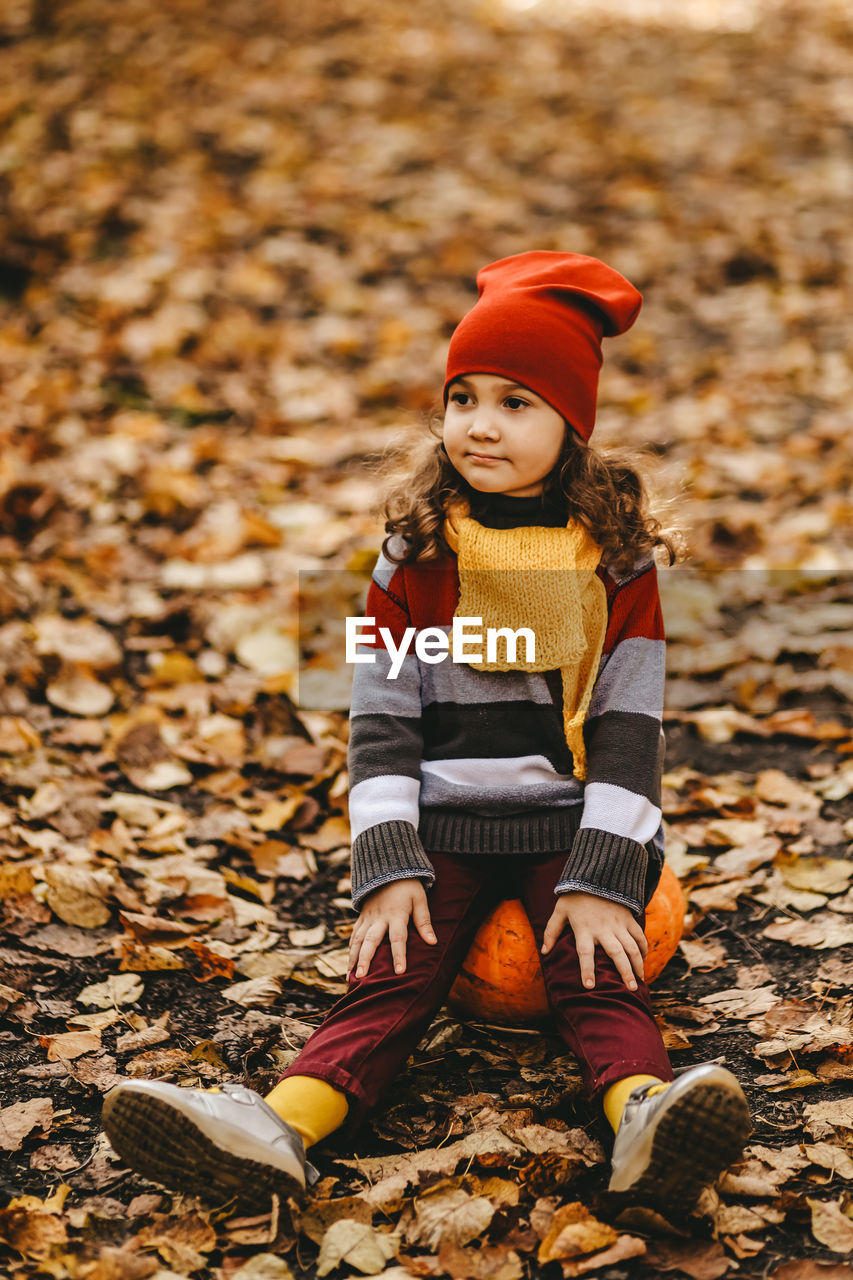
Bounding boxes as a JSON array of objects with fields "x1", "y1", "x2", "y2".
[{"x1": 2, "y1": 0, "x2": 853, "y2": 1277}]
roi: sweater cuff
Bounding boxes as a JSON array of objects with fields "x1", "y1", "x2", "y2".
[
  {"x1": 351, "y1": 820, "x2": 435, "y2": 911},
  {"x1": 555, "y1": 827, "x2": 649, "y2": 915}
]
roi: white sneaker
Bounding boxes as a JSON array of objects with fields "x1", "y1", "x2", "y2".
[
  {"x1": 608, "y1": 1063, "x2": 751, "y2": 1208},
  {"x1": 102, "y1": 1079, "x2": 318, "y2": 1204}
]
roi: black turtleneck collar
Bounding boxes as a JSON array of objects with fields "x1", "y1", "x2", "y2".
[{"x1": 466, "y1": 487, "x2": 569, "y2": 530}]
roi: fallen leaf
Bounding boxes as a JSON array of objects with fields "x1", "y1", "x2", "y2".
[
  {"x1": 0, "y1": 716, "x2": 42, "y2": 754},
  {"x1": 44, "y1": 864, "x2": 111, "y2": 928},
  {"x1": 678, "y1": 937, "x2": 728, "y2": 972},
  {"x1": 537, "y1": 1203, "x2": 618, "y2": 1262},
  {"x1": 288, "y1": 924, "x2": 326, "y2": 946},
  {"x1": 804, "y1": 1099, "x2": 853, "y2": 1140},
  {"x1": 779, "y1": 855, "x2": 853, "y2": 895},
  {"x1": 713, "y1": 1203, "x2": 785, "y2": 1233},
  {"x1": 78, "y1": 973, "x2": 144, "y2": 1008},
  {"x1": 761, "y1": 914, "x2": 853, "y2": 949},
  {"x1": 561, "y1": 1233, "x2": 646, "y2": 1275},
  {"x1": 298, "y1": 1196, "x2": 373, "y2": 1245},
  {"x1": 769, "y1": 1261, "x2": 853, "y2": 1279},
  {"x1": 230, "y1": 1255, "x2": 296, "y2": 1280},
  {"x1": 408, "y1": 1187, "x2": 496, "y2": 1249},
  {"x1": 807, "y1": 1197, "x2": 853, "y2": 1253},
  {"x1": 29, "y1": 1143, "x2": 79, "y2": 1172},
  {"x1": 641, "y1": 1238, "x2": 735, "y2": 1279},
  {"x1": 316, "y1": 1219, "x2": 398, "y2": 1277},
  {"x1": 803, "y1": 1144, "x2": 853, "y2": 1180},
  {"x1": 698, "y1": 984, "x2": 778, "y2": 1019},
  {"x1": 0, "y1": 1098, "x2": 54, "y2": 1152},
  {"x1": 222, "y1": 976, "x2": 282, "y2": 1006},
  {"x1": 40, "y1": 1029, "x2": 102, "y2": 1060},
  {"x1": 315, "y1": 947, "x2": 350, "y2": 978},
  {"x1": 435, "y1": 1240, "x2": 523, "y2": 1280}
]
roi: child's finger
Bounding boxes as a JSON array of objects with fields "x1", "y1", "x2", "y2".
[
  {"x1": 412, "y1": 902, "x2": 437, "y2": 945},
  {"x1": 354, "y1": 924, "x2": 385, "y2": 978},
  {"x1": 388, "y1": 922, "x2": 408, "y2": 974},
  {"x1": 602, "y1": 937, "x2": 638, "y2": 992},
  {"x1": 628, "y1": 920, "x2": 649, "y2": 958},
  {"x1": 576, "y1": 936, "x2": 596, "y2": 988},
  {"x1": 540, "y1": 911, "x2": 561, "y2": 955},
  {"x1": 347, "y1": 926, "x2": 366, "y2": 977},
  {"x1": 622, "y1": 933, "x2": 647, "y2": 983}
]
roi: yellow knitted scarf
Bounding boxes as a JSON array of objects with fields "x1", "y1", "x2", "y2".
[{"x1": 443, "y1": 503, "x2": 608, "y2": 780}]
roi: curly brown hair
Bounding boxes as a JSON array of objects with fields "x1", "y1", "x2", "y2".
[{"x1": 379, "y1": 408, "x2": 687, "y2": 577}]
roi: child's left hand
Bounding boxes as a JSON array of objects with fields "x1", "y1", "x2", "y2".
[{"x1": 542, "y1": 891, "x2": 648, "y2": 992}]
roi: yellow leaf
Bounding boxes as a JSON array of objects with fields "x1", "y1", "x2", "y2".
[{"x1": 537, "y1": 1203, "x2": 618, "y2": 1263}]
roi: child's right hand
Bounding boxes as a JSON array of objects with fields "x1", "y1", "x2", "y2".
[{"x1": 347, "y1": 879, "x2": 436, "y2": 980}]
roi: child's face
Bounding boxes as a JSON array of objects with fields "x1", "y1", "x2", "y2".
[{"x1": 443, "y1": 374, "x2": 566, "y2": 497}]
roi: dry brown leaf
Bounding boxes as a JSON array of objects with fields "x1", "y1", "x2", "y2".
[
  {"x1": 222, "y1": 976, "x2": 282, "y2": 1006},
  {"x1": 0, "y1": 716, "x2": 42, "y2": 754},
  {"x1": 761, "y1": 914, "x2": 853, "y2": 949},
  {"x1": 712, "y1": 1202, "x2": 785, "y2": 1234},
  {"x1": 435, "y1": 1240, "x2": 522, "y2": 1280},
  {"x1": 779, "y1": 855, "x2": 853, "y2": 895},
  {"x1": 804, "y1": 1099, "x2": 853, "y2": 1140},
  {"x1": 314, "y1": 947, "x2": 350, "y2": 978},
  {"x1": 288, "y1": 924, "x2": 326, "y2": 946},
  {"x1": 678, "y1": 937, "x2": 728, "y2": 972},
  {"x1": 560, "y1": 1233, "x2": 646, "y2": 1275},
  {"x1": 807, "y1": 1197, "x2": 853, "y2": 1254},
  {"x1": 78, "y1": 973, "x2": 143, "y2": 1008},
  {"x1": 133, "y1": 1210, "x2": 217, "y2": 1272},
  {"x1": 230, "y1": 1255, "x2": 296, "y2": 1280},
  {"x1": 769, "y1": 1261, "x2": 853, "y2": 1279},
  {"x1": 803, "y1": 1143, "x2": 853, "y2": 1180},
  {"x1": 115, "y1": 1025, "x2": 171, "y2": 1053},
  {"x1": 698, "y1": 984, "x2": 778, "y2": 1019},
  {"x1": 46, "y1": 665, "x2": 114, "y2": 716},
  {"x1": 40, "y1": 1029, "x2": 102, "y2": 1061},
  {"x1": 0, "y1": 1201, "x2": 68, "y2": 1259},
  {"x1": 755, "y1": 769, "x2": 821, "y2": 811},
  {"x1": 407, "y1": 1187, "x2": 496, "y2": 1249},
  {"x1": 44, "y1": 864, "x2": 112, "y2": 929},
  {"x1": 537, "y1": 1203, "x2": 618, "y2": 1263},
  {"x1": 641, "y1": 1238, "x2": 735, "y2": 1279},
  {"x1": 0, "y1": 1097, "x2": 54, "y2": 1152},
  {"x1": 29, "y1": 1143, "x2": 79, "y2": 1172},
  {"x1": 316, "y1": 1219, "x2": 398, "y2": 1277},
  {"x1": 298, "y1": 1195, "x2": 373, "y2": 1246}
]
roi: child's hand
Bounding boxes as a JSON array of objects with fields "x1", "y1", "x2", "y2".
[
  {"x1": 541, "y1": 891, "x2": 648, "y2": 992},
  {"x1": 347, "y1": 879, "x2": 436, "y2": 981}
]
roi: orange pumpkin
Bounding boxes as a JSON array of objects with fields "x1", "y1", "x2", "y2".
[{"x1": 448, "y1": 863, "x2": 685, "y2": 1026}]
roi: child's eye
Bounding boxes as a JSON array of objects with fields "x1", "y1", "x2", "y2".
[
  {"x1": 450, "y1": 391, "x2": 472, "y2": 405},
  {"x1": 505, "y1": 396, "x2": 528, "y2": 410}
]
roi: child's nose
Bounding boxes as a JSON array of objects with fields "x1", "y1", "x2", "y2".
[{"x1": 468, "y1": 409, "x2": 500, "y2": 438}]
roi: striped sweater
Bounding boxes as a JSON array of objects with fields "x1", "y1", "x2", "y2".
[{"x1": 347, "y1": 493, "x2": 666, "y2": 916}]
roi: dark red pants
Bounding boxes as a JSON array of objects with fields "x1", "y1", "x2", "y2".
[{"x1": 280, "y1": 850, "x2": 673, "y2": 1132}]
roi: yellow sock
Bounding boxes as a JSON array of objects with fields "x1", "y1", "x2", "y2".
[
  {"x1": 603, "y1": 1074, "x2": 669, "y2": 1133},
  {"x1": 264, "y1": 1076, "x2": 349, "y2": 1148}
]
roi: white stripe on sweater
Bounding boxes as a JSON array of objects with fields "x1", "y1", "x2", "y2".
[
  {"x1": 348, "y1": 774, "x2": 421, "y2": 841},
  {"x1": 420, "y1": 754, "x2": 574, "y2": 787},
  {"x1": 578, "y1": 780, "x2": 661, "y2": 844}
]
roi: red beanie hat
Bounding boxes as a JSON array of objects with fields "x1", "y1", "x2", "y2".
[{"x1": 443, "y1": 251, "x2": 642, "y2": 443}]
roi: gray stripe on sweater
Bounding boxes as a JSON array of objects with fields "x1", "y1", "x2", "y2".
[{"x1": 587, "y1": 637, "x2": 665, "y2": 720}]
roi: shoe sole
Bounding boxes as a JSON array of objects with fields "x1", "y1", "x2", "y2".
[
  {"x1": 609, "y1": 1078, "x2": 751, "y2": 1208},
  {"x1": 102, "y1": 1089, "x2": 305, "y2": 1205}
]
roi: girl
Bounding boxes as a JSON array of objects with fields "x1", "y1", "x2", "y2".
[{"x1": 103, "y1": 251, "x2": 750, "y2": 1212}]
